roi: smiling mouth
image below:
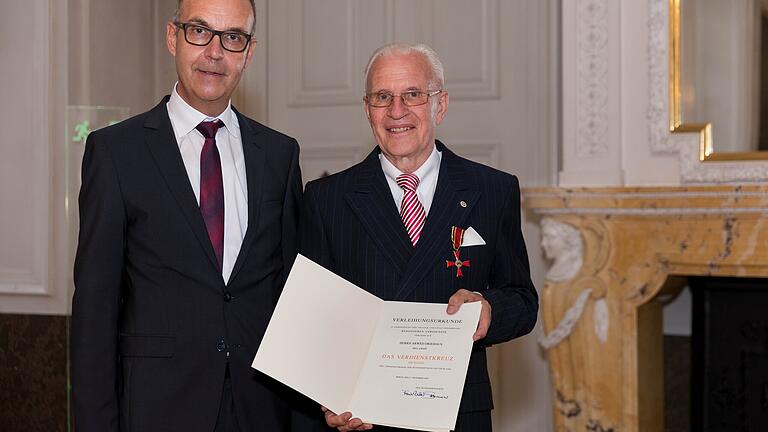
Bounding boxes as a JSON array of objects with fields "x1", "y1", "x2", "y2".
[
  {"x1": 198, "y1": 70, "x2": 224, "y2": 77},
  {"x1": 387, "y1": 126, "x2": 413, "y2": 133}
]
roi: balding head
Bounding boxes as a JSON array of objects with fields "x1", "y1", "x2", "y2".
[
  {"x1": 364, "y1": 43, "x2": 444, "y2": 93},
  {"x1": 175, "y1": 0, "x2": 256, "y2": 34}
]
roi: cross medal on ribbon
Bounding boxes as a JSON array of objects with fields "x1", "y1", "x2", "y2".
[{"x1": 446, "y1": 226, "x2": 470, "y2": 277}]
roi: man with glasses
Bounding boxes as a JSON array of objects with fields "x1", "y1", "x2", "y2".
[
  {"x1": 71, "y1": 0, "x2": 302, "y2": 431},
  {"x1": 298, "y1": 43, "x2": 538, "y2": 431}
]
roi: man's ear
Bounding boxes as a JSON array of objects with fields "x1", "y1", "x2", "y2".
[
  {"x1": 363, "y1": 100, "x2": 371, "y2": 121},
  {"x1": 434, "y1": 91, "x2": 449, "y2": 125},
  {"x1": 243, "y1": 38, "x2": 257, "y2": 68},
  {"x1": 166, "y1": 22, "x2": 178, "y2": 56}
]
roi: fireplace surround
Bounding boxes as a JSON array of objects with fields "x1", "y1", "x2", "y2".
[{"x1": 525, "y1": 185, "x2": 768, "y2": 432}]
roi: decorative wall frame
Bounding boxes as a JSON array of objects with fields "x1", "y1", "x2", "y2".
[{"x1": 647, "y1": 0, "x2": 768, "y2": 182}]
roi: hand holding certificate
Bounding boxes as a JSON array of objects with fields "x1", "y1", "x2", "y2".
[{"x1": 252, "y1": 255, "x2": 481, "y2": 432}]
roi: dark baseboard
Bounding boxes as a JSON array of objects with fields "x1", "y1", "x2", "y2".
[{"x1": 0, "y1": 313, "x2": 68, "y2": 432}]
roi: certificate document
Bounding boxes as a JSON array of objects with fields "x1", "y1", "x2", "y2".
[{"x1": 252, "y1": 254, "x2": 481, "y2": 432}]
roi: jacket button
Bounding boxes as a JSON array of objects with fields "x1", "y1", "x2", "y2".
[
  {"x1": 223, "y1": 291, "x2": 232, "y2": 302},
  {"x1": 216, "y1": 339, "x2": 226, "y2": 352}
]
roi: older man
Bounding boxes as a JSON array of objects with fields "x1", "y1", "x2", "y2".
[
  {"x1": 298, "y1": 43, "x2": 538, "y2": 431},
  {"x1": 71, "y1": 0, "x2": 302, "y2": 430}
]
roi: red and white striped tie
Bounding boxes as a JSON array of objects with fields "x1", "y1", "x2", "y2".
[{"x1": 396, "y1": 173, "x2": 426, "y2": 246}]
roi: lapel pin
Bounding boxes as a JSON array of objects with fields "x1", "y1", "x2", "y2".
[{"x1": 459, "y1": 200, "x2": 467, "y2": 208}]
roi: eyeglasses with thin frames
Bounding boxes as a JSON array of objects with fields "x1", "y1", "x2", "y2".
[
  {"x1": 365, "y1": 90, "x2": 443, "y2": 108},
  {"x1": 174, "y1": 22, "x2": 253, "y2": 53}
]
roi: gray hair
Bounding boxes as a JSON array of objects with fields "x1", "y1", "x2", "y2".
[
  {"x1": 173, "y1": 0, "x2": 257, "y2": 34},
  {"x1": 363, "y1": 43, "x2": 445, "y2": 92}
]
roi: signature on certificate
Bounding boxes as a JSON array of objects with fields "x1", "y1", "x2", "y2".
[{"x1": 401, "y1": 389, "x2": 449, "y2": 399}]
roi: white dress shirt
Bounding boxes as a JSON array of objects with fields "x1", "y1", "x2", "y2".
[
  {"x1": 167, "y1": 83, "x2": 248, "y2": 283},
  {"x1": 379, "y1": 145, "x2": 442, "y2": 216}
]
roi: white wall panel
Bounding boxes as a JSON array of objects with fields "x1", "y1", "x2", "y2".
[
  {"x1": 287, "y1": 0, "x2": 393, "y2": 107},
  {"x1": 287, "y1": 0, "x2": 357, "y2": 106},
  {"x1": 0, "y1": 1, "x2": 50, "y2": 297},
  {"x1": 451, "y1": 141, "x2": 501, "y2": 168},
  {"x1": 300, "y1": 144, "x2": 368, "y2": 182},
  {"x1": 0, "y1": 0, "x2": 68, "y2": 314},
  {"x1": 428, "y1": 0, "x2": 500, "y2": 100}
]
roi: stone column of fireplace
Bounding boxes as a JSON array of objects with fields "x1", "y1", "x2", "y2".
[{"x1": 524, "y1": 185, "x2": 768, "y2": 432}]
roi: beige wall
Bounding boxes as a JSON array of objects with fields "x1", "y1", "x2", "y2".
[
  {"x1": 0, "y1": 0, "x2": 68, "y2": 314},
  {"x1": 69, "y1": 0, "x2": 174, "y2": 113}
]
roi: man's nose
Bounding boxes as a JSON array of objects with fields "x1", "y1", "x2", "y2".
[
  {"x1": 387, "y1": 95, "x2": 408, "y2": 118},
  {"x1": 204, "y1": 35, "x2": 225, "y2": 59}
]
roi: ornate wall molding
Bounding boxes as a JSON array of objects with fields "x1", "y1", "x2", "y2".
[
  {"x1": 576, "y1": 0, "x2": 609, "y2": 157},
  {"x1": 647, "y1": 0, "x2": 681, "y2": 153},
  {"x1": 526, "y1": 185, "x2": 768, "y2": 216},
  {"x1": 526, "y1": 189, "x2": 768, "y2": 199},
  {"x1": 678, "y1": 140, "x2": 768, "y2": 182},
  {"x1": 535, "y1": 207, "x2": 768, "y2": 216}
]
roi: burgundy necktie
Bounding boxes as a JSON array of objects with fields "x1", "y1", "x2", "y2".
[
  {"x1": 197, "y1": 120, "x2": 225, "y2": 270},
  {"x1": 396, "y1": 173, "x2": 426, "y2": 246}
]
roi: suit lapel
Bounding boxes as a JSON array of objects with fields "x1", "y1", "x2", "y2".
[
  {"x1": 344, "y1": 149, "x2": 413, "y2": 278},
  {"x1": 228, "y1": 110, "x2": 265, "y2": 284},
  {"x1": 393, "y1": 143, "x2": 480, "y2": 300},
  {"x1": 143, "y1": 98, "x2": 221, "y2": 274}
]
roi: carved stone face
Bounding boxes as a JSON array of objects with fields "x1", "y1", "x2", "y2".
[
  {"x1": 540, "y1": 218, "x2": 584, "y2": 282},
  {"x1": 541, "y1": 222, "x2": 566, "y2": 260}
]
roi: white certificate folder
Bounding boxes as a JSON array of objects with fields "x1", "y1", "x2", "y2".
[{"x1": 252, "y1": 254, "x2": 481, "y2": 432}]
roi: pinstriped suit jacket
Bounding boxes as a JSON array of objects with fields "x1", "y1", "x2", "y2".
[{"x1": 298, "y1": 140, "x2": 538, "y2": 421}]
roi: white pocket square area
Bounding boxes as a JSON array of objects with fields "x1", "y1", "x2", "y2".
[{"x1": 461, "y1": 227, "x2": 486, "y2": 247}]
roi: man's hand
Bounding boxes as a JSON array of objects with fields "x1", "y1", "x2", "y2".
[
  {"x1": 446, "y1": 289, "x2": 492, "y2": 341},
  {"x1": 321, "y1": 406, "x2": 373, "y2": 431}
]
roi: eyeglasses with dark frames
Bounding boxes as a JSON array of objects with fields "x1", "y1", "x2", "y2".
[
  {"x1": 174, "y1": 22, "x2": 253, "y2": 53},
  {"x1": 365, "y1": 90, "x2": 443, "y2": 108}
]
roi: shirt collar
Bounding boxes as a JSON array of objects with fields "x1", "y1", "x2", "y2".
[
  {"x1": 379, "y1": 144, "x2": 440, "y2": 187},
  {"x1": 167, "y1": 82, "x2": 240, "y2": 140}
]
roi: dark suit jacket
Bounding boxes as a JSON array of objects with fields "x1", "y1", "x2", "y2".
[
  {"x1": 297, "y1": 141, "x2": 538, "y2": 427},
  {"x1": 71, "y1": 97, "x2": 302, "y2": 432}
]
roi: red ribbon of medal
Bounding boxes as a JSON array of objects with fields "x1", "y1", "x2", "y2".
[{"x1": 446, "y1": 226, "x2": 470, "y2": 277}]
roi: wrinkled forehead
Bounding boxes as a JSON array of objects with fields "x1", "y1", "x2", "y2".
[
  {"x1": 367, "y1": 52, "x2": 435, "y2": 92},
  {"x1": 178, "y1": 0, "x2": 254, "y2": 32}
]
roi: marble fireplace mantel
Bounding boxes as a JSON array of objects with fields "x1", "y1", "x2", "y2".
[{"x1": 524, "y1": 185, "x2": 768, "y2": 432}]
